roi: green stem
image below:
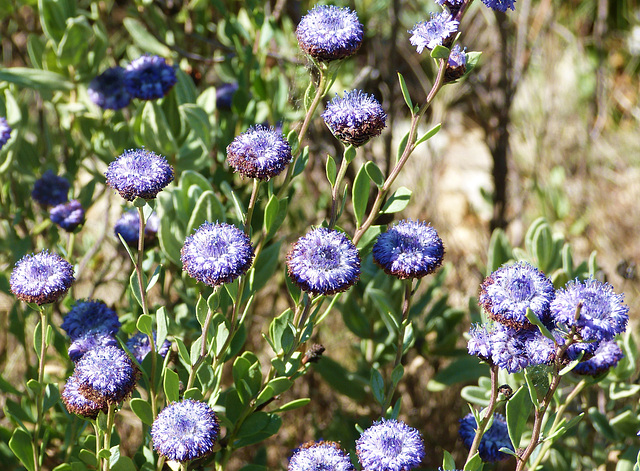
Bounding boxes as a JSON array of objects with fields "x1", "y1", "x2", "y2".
[
  {"x1": 33, "y1": 305, "x2": 50, "y2": 471},
  {"x1": 328, "y1": 148, "x2": 352, "y2": 230},
  {"x1": 465, "y1": 364, "x2": 500, "y2": 464},
  {"x1": 93, "y1": 422, "x2": 102, "y2": 471},
  {"x1": 244, "y1": 179, "x2": 261, "y2": 236},
  {"x1": 180, "y1": 462, "x2": 189, "y2": 471},
  {"x1": 102, "y1": 403, "x2": 116, "y2": 471},
  {"x1": 187, "y1": 307, "x2": 216, "y2": 390}
]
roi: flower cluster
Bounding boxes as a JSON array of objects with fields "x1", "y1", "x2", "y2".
[
  {"x1": 323, "y1": 90, "x2": 387, "y2": 147},
  {"x1": 226, "y1": 125, "x2": 293, "y2": 180},
  {"x1": 49, "y1": 199, "x2": 85, "y2": 232},
  {"x1": 289, "y1": 441, "x2": 354, "y2": 471},
  {"x1": 356, "y1": 419, "x2": 425, "y2": 471},
  {"x1": 10, "y1": 251, "x2": 75, "y2": 305},
  {"x1": 105, "y1": 148, "x2": 175, "y2": 201},
  {"x1": 409, "y1": 12, "x2": 459, "y2": 54},
  {"x1": 32, "y1": 170, "x2": 71, "y2": 207},
  {"x1": 114, "y1": 209, "x2": 160, "y2": 247}
]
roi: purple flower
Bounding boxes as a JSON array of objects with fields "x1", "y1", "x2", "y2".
[
  {"x1": 226, "y1": 125, "x2": 293, "y2": 180},
  {"x1": 10, "y1": 251, "x2": 74, "y2": 305},
  {"x1": 61, "y1": 299, "x2": 120, "y2": 341},
  {"x1": 216, "y1": 82, "x2": 238, "y2": 110},
  {"x1": 114, "y1": 209, "x2": 160, "y2": 247},
  {"x1": 372, "y1": 219, "x2": 444, "y2": 279},
  {"x1": 61, "y1": 375, "x2": 107, "y2": 419},
  {"x1": 479, "y1": 262, "x2": 555, "y2": 329},
  {"x1": 32, "y1": 170, "x2": 70, "y2": 207},
  {"x1": 181, "y1": 222, "x2": 254, "y2": 287},
  {"x1": 49, "y1": 199, "x2": 85, "y2": 232},
  {"x1": 152, "y1": 399, "x2": 220, "y2": 462},
  {"x1": 356, "y1": 419, "x2": 425, "y2": 471},
  {"x1": 481, "y1": 0, "x2": 516, "y2": 13},
  {"x1": 105, "y1": 148, "x2": 174, "y2": 201},
  {"x1": 68, "y1": 331, "x2": 118, "y2": 362},
  {"x1": 296, "y1": 5, "x2": 364, "y2": 62},
  {"x1": 88, "y1": 67, "x2": 131, "y2": 110},
  {"x1": 74, "y1": 345, "x2": 139, "y2": 404},
  {"x1": 0, "y1": 117, "x2": 11, "y2": 149},
  {"x1": 125, "y1": 55, "x2": 177, "y2": 100},
  {"x1": 490, "y1": 324, "x2": 555, "y2": 373},
  {"x1": 445, "y1": 44, "x2": 467, "y2": 81},
  {"x1": 289, "y1": 441, "x2": 354, "y2": 471},
  {"x1": 287, "y1": 228, "x2": 361, "y2": 296},
  {"x1": 571, "y1": 341, "x2": 624, "y2": 376},
  {"x1": 409, "y1": 13, "x2": 459, "y2": 54},
  {"x1": 459, "y1": 413, "x2": 513, "y2": 462},
  {"x1": 322, "y1": 90, "x2": 387, "y2": 147},
  {"x1": 126, "y1": 332, "x2": 171, "y2": 363},
  {"x1": 468, "y1": 324, "x2": 494, "y2": 362},
  {"x1": 551, "y1": 278, "x2": 628, "y2": 342}
]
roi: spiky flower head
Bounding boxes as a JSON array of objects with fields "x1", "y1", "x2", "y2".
[
  {"x1": 289, "y1": 441, "x2": 354, "y2": 471},
  {"x1": 296, "y1": 5, "x2": 364, "y2": 62},
  {"x1": 61, "y1": 375, "x2": 107, "y2": 419},
  {"x1": 50, "y1": 199, "x2": 85, "y2": 232},
  {"x1": 105, "y1": 148, "x2": 174, "y2": 201},
  {"x1": 551, "y1": 278, "x2": 628, "y2": 342},
  {"x1": 226, "y1": 125, "x2": 293, "y2": 180},
  {"x1": 356, "y1": 419, "x2": 425, "y2": 471},
  {"x1": 479, "y1": 261, "x2": 555, "y2": 328},
  {"x1": 74, "y1": 345, "x2": 139, "y2": 404},
  {"x1": 61, "y1": 299, "x2": 121, "y2": 341},
  {"x1": 459, "y1": 413, "x2": 514, "y2": 462},
  {"x1": 152, "y1": 399, "x2": 220, "y2": 462},
  {"x1": 114, "y1": 209, "x2": 160, "y2": 247},
  {"x1": 181, "y1": 222, "x2": 254, "y2": 287},
  {"x1": 445, "y1": 44, "x2": 467, "y2": 82},
  {"x1": 0, "y1": 117, "x2": 11, "y2": 149},
  {"x1": 467, "y1": 323, "x2": 494, "y2": 362},
  {"x1": 32, "y1": 170, "x2": 70, "y2": 207},
  {"x1": 126, "y1": 332, "x2": 171, "y2": 363},
  {"x1": 68, "y1": 331, "x2": 118, "y2": 363},
  {"x1": 322, "y1": 90, "x2": 387, "y2": 147},
  {"x1": 10, "y1": 251, "x2": 74, "y2": 305},
  {"x1": 125, "y1": 55, "x2": 177, "y2": 100},
  {"x1": 287, "y1": 227, "x2": 361, "y2": 296},
  {"x1": 481, "y1": 0, "x2": 516, "y2": 13},
  {"x1": 409, "y1": 13, "x2": 459, "y2": 54},
  {"x1": 88, "y1": 67, "x2": 131, "y2": 110},
  {"x1": 490, "y1": 324, "x2": 555, "y2": 373},
  {"x1": 570, "y1": 340, "x2": 624, "y2": 376},
  {"x1": 372, "y1": 220, "x2": 444, "y2": 279}
]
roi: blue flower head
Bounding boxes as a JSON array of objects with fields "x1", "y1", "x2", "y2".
[
  {"x1": 88, "y1": 67, "x2": 131, "y2": 110},
  {"x1": 481, "y1": 0, "x2": 516, "y2": 13},
  {"x1": 61, "y1": 375, "x2": 107, "y2": 419},
  {"x1": 68, "y1": 331, "x2": 118, "y2": 363},
  {"x1": 468, "y1": 323, "x2": 494, "y2": 362},
  {"x1": 372, "y1": 219, "x2": 444, "y2": 279},
  {"x1": 571, "y1": 340, "x2": 623, "y2": 376},
  {"x1": 289, "y1": 441, "x2": 354, "y2": 471},
  {"x1": 50, "y1": 199, "x2": 85, "y2": 232},
  {"x1": 114, "y1": 209, "x2": 160, "y2": 247},
  {"x1": 479, "y1": 262, "x2": 555, "y2": 329},
  {"x1": 409, "y1": 13, "x2": 459, "y2": 54},
  {"x1": 10, "y1": 251, "x2": 75, "y2": 305},
  {"x1": 32, "y1": 170, "x2": 70, "y2": 207},
  {"x1": 126, "y1": 332, "x2": 171, "y2": 363},
  {"x1": 287, "y1": 227, "x2": 361, "y2": 296},
  {"x1": 356, "y1": 419, "x2": 425, "y2": 471},
  {"x1": 125, "y1": 55, "x2": 177, "y2": 100},
  {"x1": 226, "y1": 125, "x2": 293, "y2": 180},
  {"x1": 75, "y1": 345, "x2": 139, "y2": 404},
  {"x1": 489, "y1": 324, "x2": 555, "y2": 373},
  {"x1": 152, "y1": 399, "x2": 220, "y2": 462},
  {"x1": 181, "y1": 222, "x2": 254, "y2": 287},
  {"x1": 445, "y1": 44, "x2": 467, "y2": 81},
  {"x1": 61, "y1": 299, "x2": 121, "y2": 341},
  {"x1": 550, "y1": 278, "x2": 628, "y2": 342},
  {"x1": 322, "y1": 90, "x2": 387, "y2": 147},
  {"x1": 0, "y1": 117, "x2": 12, "y2": 149},
  {"x1": 459, "y1": 413, "x2": 514, "y2": 462},
  {"x1": 296, "y1": 5, "x2": 364, "y2": 62},
  {"x1": 216, "y1": 82, "x2": 238, "y2": 110},
  {"x1": 105, "y1": 148, "x2": 174, "y2": 201}
]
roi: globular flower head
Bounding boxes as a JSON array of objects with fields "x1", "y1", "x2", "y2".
[
  {"x1": 322, "y1": 90, "x2": 387, "y2": 147},
  {"x1": 74, "y1": 345, "x2": 139, "y2": 404},
  {"x1": 50, "y1": 199, "x2": 85, "y2": 232},
  {"x1": 114, "y1": 209, "x2": 160, "y2": 247},
  {"x1": 356, "y1": 419, "x2": 425, "y2": 471},
  {"x1": 152, "y1": 399, "x2": 220, "y2": 462},
  {"x1": 125, "y1": 55, "x2": 177, "y2": 100},
  {"x1": 126, "y1": 332, "x2": 171, "y2": 363},
  {"x1": 105, "y1": 148, "x2": 174, "y2": 201},
  {"x1": 479, "y1": 262, "x2": 555, "y2": 329},
  {"x1": 61, "y1": 375, "x2": 107, "y2": 419},
  {"x1": 550, "y1": 278, "x2": 628, "y2": 342},
  {"x1": 467, "y1": 323, "x2": 494, "y2": 362},
  {"x1": 296, "y1": 5, "x2": 364, "y2": 62},
  {"x1": 32, "y1": 170, "x2": 70, "y2": 207},
  {"x1": 372, "y1": 220, "x2": 444, "y2": 279},
  {"x1": 61, "y1": 299, "x2": 121, "y2": 341},
  {"x1": 481, "y1": 0, "x2": 516, "y2": 13},
  {"x1": 216, "y1": 82, "x2": 238, "y2": 111},
  {"x1": 409, "y1": 13, "x2": 459, "y2": 54},
  {"x1": 287, "y1": 228, "x2": 361, "y2": 296},
  {"x1": 490, "y1": 324, "x2": 555, "y2": 373},
  {"x1": 68, "y1": 331, "x2": 118, "y2": 363},
  {"x1": 10, "y1": 251, "x2": 74, "y2": 305},
  {"x1": 459, "y1": 413, "x2": 514, "y2": 462},
  {"x1": 571, "y1": 340, "x2": 624, "y2": 376},
  {"x1": 289, "y1": 441, "x2": 354, "y2": 471},
  {"x1": 181, "y1": 222, "x2": 254, "y2": 287},
  {"x1": 445, "y1": 44, "x2": 467, "y2": 82},
  {"x1": 0, "y1": 117, "x2": 12, "y2": 149},
  {"x1": 226, "y1": 125, "x2": 293, "y2": 180},
  {"x1": 88, "y1": 67, "x2": 131, "y2": 110}
]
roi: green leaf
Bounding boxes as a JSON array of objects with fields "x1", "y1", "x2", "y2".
[
  {"x1": 391, "y1": 364, "x2": 404, "y2": 388},
  {"x1": 187, "y1": 190, "x2": 225, "y2": 233},
  {"x1": 352, "y1": 164, "x2": 370, "y2": 228},
  {"x1": 396, "y1": 131, "x2": 409, "y2": 164},
  {"x1": 326, "y1": 155, "x2": 337, "y2": 186},
  {"x1": 129, "y1": 398, "x2": 153, "y2": 426},
  {"x1": 588, "y1": 407, "x2": 618, "y2": 441},
  {"x1": 506, "y1": 386, "x2": 532, "y2": 448},
  {"x1": 365, "y1": 161, "x2": 385, "y2": 188},
  {"x1": 163, "y1": 369, "x2": 180, "y2": 403},
  {"x1": 525, "y1": 308, "x2": 555, "y2": 342},
  {"x1": 486, "y1": 229, "x2": 512, "y2": 274},
  {"x1": 463, "y1": 452, "x2": 482, "y2": 471},
  {"x1": 344, "y1": 145, "x2": 356, "y2": 164},
  {"x1": 110, "y1": 454, "x2": 136, "y2": 471},
  {"x1": 146, "y1": 265, "x2": 162, "y2": 292},
  {"x1": 255, "y1": 377, "x2": 293, "y2": 406},
  {"x1": 370, "y1": 369, "x2": 385, "y2": 405},
  {"x1": 0, "y1": 373, "x2": 20, "y2": 395},
  {"x1": 129, "y1": 271, "x2": 143, "y2": 309},
  {"x1": 263, "y1": 195, "x2": 279, "y2": 235},
  {"x1": 465, "y1": 51, "x2": 482, "y2": 75},
  {"x1": 174, "y1": 337, "x2": 191, "y2": 366},
  {"x1": 196, "y1": 295, "x2": 208, "y2": 327},
  {"x1": 136, "y1": 314, "x2": 153, "y2": 336},
  {"x1": 156, "y1": 307, "x2": 168, "y2": 351},
  {"x1": 442, "y1": 450, "x2": 456, "y2": 470},
  {"x1": 0, "y1": 68, "x2": 74, "y2": 91},
  {"x1": 271, "y1": 398, "x2": 311, "y2": 413},
  {"x1": 431, "y1": 45, "x2": 450, "y2": 59},
  {"x1": 381, "y1": 187, "x2": 412, "y2": 214},
  {"x1": 33, "y1": 320, "x2": 42, "y2": 359},
  {"x1": 57, "y1": 16, "x2": 92, "y2": 67},
  {"x1": 38, "y1": 0, "x2": 74, "y2": 44},
  {"x1": 184, "y1": 388, "x2": 203, "y2": 401},
  {"x1": 43, "y1": 383, "x2": 60, "y2": 412},
  {"x1": 9, "y1": 428, "x2": 35, "y2": 471},
  {"x1": 123, "y1": 18, "x2": 171, "y2": 56},
  {"x1": 292, "y1": 146, "x2": 310, "y2": 178},
  {"x1": 397, "y1": 72, "x2": 413, "y2": 112},
  {"x1": 415, "y1": 123, "x2": 442, "y2": 147}
]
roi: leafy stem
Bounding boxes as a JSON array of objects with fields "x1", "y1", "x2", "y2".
[{"x1": 464, "y1": 364, "x2": 500, "y2": 464}]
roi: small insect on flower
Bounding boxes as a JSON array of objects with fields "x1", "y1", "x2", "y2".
[
  {"x1": 50, "y1": 199, "x2": 85, "y2": 232},
  {"x1": 10, "y1": 251, "x2": 75, "y2": 305},
  {"x1": 356, "y1": 419, "x2": 425, "y2": 471},
  {"x1": 61, "y1": 375, "x2": 107, "y2": 419},
  {"x1": 105, "y1": 148, "x2": 174, "y2": 201},
  {"x1": 289, "y1": 441, "x2": 354, "y2": 471},
  {"x1": 323, "y1": 90, "x2": 387, "y2": 147},
  {"x1": 0, "y1": 116, "x2": 12, "y2": 150},
  {"x1": 88, "y1": 67, "x2": 131, "y2": 110},
  {"x1": 296, "y1": 5, "x2": 364, "y2": 62},
  {"x1": 459, "y1": 413, "x2": 514, "y2": 462},
  {"x1": 125, "y1": 55, "x2": 177, "y2": 100},
  {"x1": 409, "y1": 12, "x2": 459, "y2": 54},
  {"x1": 32, "y1": 170, "x2": 70, "y2": 207},
  {"x1": 152, "y1": 399, "x2": 220, "y2": 462},
  {"x1": 226, "y1": 125, "x2": 293, "y2": 180}
]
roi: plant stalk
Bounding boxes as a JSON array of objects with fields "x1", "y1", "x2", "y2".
[{"x1": 465, "y1": 364, "x2": 500, "y2": 464}]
